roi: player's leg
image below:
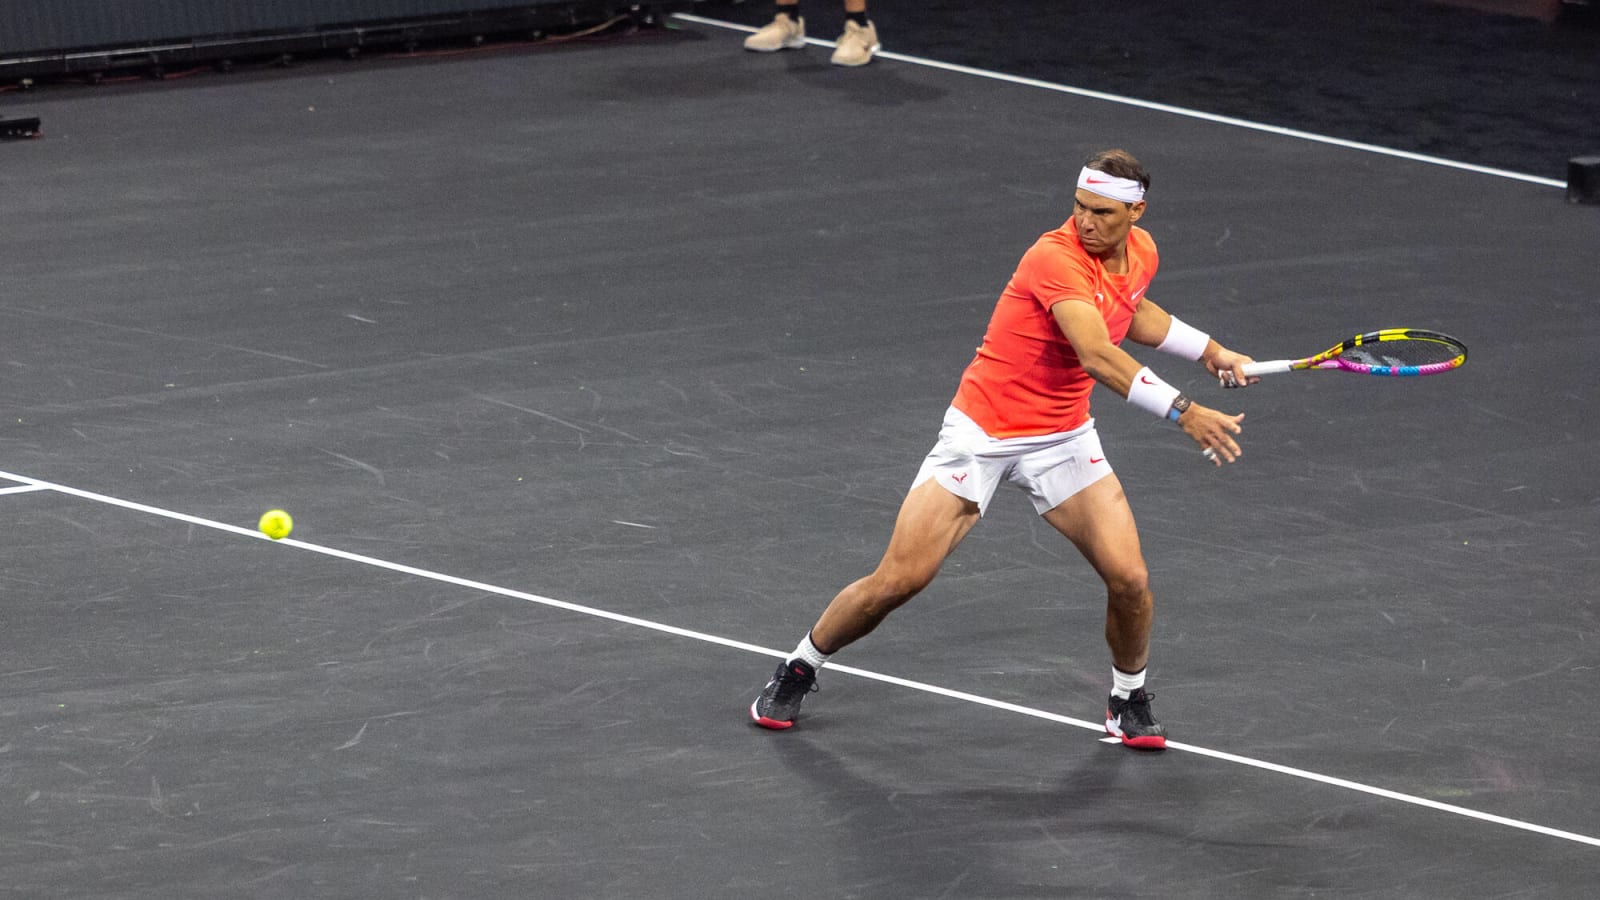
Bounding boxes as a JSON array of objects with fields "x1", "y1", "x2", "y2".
[
  {"x1": 1041, "y1": 475, "x2": 1150, "y2": 667},
  {"x1": 750, "y1": 479, "x2": 980, "y2": 728},
  {"x1": 1041, "y1": 474, "x2": 1166, "y2": 749},
  {"x1": 811, "y1": 478, "x2": 980, "y2": 653}
]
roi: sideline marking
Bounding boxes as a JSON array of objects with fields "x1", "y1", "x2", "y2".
[
  {"x1": 672, "y1": 14, "x2": 1565, "y2": 190},
  {"x1": 2, "y1": 467, "x2": 1596, "y2": 850}
]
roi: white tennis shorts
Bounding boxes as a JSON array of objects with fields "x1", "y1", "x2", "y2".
[{"x1": 912, "y1": 406, "x2": 1114, "y2": 516}]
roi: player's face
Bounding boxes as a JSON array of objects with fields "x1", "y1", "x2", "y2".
[{"x1": 1073, "y1": 189, "x2": 1145, "y2": 256}]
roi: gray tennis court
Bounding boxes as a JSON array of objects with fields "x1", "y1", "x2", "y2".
[{"x1": 2, "y1": 4, "x2": 1597, "y2": 897}]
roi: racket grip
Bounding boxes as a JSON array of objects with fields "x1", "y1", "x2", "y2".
[{"x1": 1240, "y1": 360, "x2": 1294, "y2": 376}]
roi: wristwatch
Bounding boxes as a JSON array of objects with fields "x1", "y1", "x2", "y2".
[{"x1": 1167, "y1": 393, "x2": 1192, "y2": 421}]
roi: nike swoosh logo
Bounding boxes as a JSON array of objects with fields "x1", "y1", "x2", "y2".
[
  {"x1": 1090, "y1": 457, "x2": 1105, "y2": 464},
  {"x1": 1085, "y1": 176, "x2": 1113, "y2": 184},
  {"x1": 1131, "y1": 286, "x2": 1146, "y2": 301},
  {"x1": 1140, "y1": 375, "x2": 1154, "y2": 384}
]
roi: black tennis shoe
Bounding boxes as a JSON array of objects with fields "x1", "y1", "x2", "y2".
[
  {"x1": 750, "y1": 659, "x2": 818, "y2": 729},
  {"x1": 1106, "y1": 687, "x2": 1167, "y2": 750}
]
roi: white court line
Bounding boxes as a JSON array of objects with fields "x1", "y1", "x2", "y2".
[
  {"x1": 672, "y1": 13, "x2": 1567, "y2": 190},
  {"x1": 0, "y1": 468, "x2": 1596, "y2": 849}
]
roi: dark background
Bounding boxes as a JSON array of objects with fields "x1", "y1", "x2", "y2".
[{"x1": 702, "y1": 0, "x2": 1599, "y2": 181}]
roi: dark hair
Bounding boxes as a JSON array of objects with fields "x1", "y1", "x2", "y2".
[{"x1": 1084, "y1": 149, "x2": 1151, "y2": 195}]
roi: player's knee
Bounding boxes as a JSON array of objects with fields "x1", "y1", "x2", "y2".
[
  {"x1": 866, "y1": 566, "x2": 935, "y2": 610},
  {"x1": 1103, "y1": 566, "x2": 1150, "y2": 604}
]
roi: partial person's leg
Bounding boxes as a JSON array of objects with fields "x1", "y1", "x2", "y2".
[
  {"x1": 744, "y1": 0, "x2": 807, "y2": 51},
  {"x1": 750, "y1": 479, "x2": 979, "y2": 728},
  {"x1": 1042, "y1": 474, "x2": 1166, "y2": 749},
  {"x1": 831, "y1": 0, "x2": 879, "y2": 66}
]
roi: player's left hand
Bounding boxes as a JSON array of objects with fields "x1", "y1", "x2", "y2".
[
  {"x1": 1205, "y1": 348, "x2": 1259, "y2": 388},
  {"x1": 1179, "y1": 404, "x2": 1244, "y2": 466}
]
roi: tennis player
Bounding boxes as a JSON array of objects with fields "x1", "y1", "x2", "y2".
[{"x1": 749, "y1": 149, "x2": 1257, "y2": 749}]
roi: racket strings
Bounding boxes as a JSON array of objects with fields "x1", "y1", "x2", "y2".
[{"x1": 1343, "y1": 338, "x2": 1465, "y2": 368}]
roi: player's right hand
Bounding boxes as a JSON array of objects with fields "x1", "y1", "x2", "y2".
[{"x1": 1205, "y1": 348, "x2": 1259, "y2": 389}]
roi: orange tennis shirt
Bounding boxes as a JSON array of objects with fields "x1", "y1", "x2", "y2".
[{"x1": 952, "y1": 218, "x2": 1159, "y2": 437}]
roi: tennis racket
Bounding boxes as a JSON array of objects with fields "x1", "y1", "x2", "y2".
[{"x1": 1238, "y1": 328, "x2": 1467, "y2": 378}]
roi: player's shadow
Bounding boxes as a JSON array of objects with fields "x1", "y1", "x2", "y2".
[
  {"x1": 768, "y1": 733, "x2": 1133, "y2": 898},
  {"x1": 766, "y1": 726, "x2": 1312, "y2": 897}
]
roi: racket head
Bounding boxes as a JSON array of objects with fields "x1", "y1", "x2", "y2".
[{"x1": 1308, "y1": 328, "x2": 1468, "y2": 376}]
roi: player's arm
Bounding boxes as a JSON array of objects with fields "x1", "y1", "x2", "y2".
[
  {"x1": 1126, "y1": 297, "x2": 1258, "y2": 388},
  {"x1": 1052, "y1": 300, "x2": 1245, "y2": 465}
]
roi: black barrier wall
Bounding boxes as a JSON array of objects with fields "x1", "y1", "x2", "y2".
[
  {"x1": 0, "y1": 0, "x2": 688, "y2": 79},
  {"x1": 0, "y1": 1, "x2": 576, "y2": 54},
  {"x1": 0, "y1": 1, "x2": 604, "y2": 53}
]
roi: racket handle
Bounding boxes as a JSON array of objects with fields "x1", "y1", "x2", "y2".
[{"x1": 1240, "y1": 360, "x2": 1294, "y2": 377}]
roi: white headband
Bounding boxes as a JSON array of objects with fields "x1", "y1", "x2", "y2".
[{"x1": 1077, "y1": 166, "x2": 1145, "y2": 203}]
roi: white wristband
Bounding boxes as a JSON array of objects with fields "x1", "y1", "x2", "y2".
[
  {"x1": 1156, "y1": 316, "x2": 1210, "y2": 361},
  {"x1": 1126, "y1": 367, "x2": 1181, "y2": 419}
]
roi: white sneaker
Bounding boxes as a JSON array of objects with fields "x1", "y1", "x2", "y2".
[
  {"x1": 830, "y1": 20, "x2": 879, "y2": 67},
  {"x1": 743, "y1": 14, "x2": 807, "y2": 52}
]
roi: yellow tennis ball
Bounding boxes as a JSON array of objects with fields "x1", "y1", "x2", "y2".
[{"x1": 258, "y1": 509, "x2": 293, "y2": 540}]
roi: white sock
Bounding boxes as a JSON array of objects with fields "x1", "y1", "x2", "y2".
[
  {"x1": 1111, "y1": 666, "x2": 1146, "y2": 699},
  {"x1": 789, "y1": 633, "x2": 831, "y2": 670}
]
